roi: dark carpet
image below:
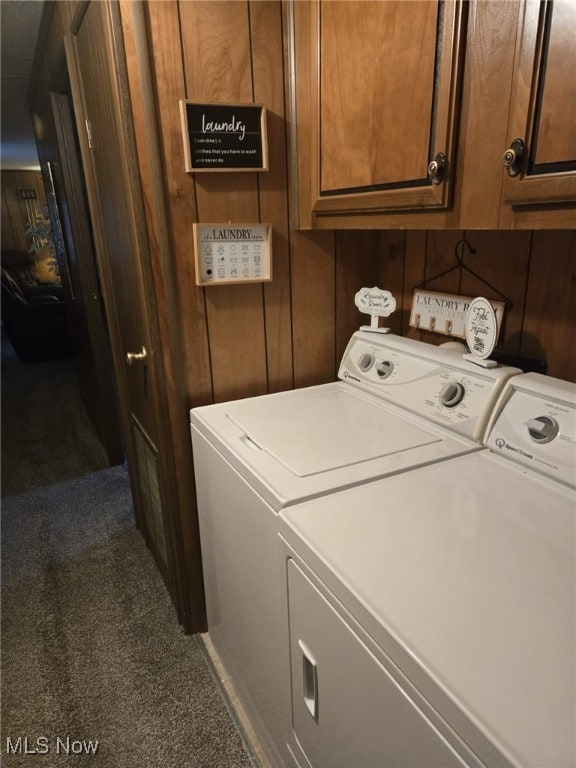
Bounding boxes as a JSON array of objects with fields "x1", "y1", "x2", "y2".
[
  {"x1": 1, "y1": 342, "x2": 109, "y2": 497},
  {"x1": 1, "y1": 338, "x2": 256, "y2": 767}
]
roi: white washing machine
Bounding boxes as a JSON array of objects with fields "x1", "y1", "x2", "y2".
[
  {"x1": 190, "y1": 331, "x2": 520, "y2": 767},
  {"x1": 279, "y1": 372, "x2": 575, "y2": 768}
]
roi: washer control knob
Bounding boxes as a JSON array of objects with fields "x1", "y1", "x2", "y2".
[
  {"x1": 358, "y1": 353, "x2": 375, "y2": 372},
  {"x1": 527, "y1": 416, "x2": 559, "y2": 444},
  {"x1": 439, "y1": 381, "x2": 465, "y2": 408},
  {"x1": 376, "y1": 360, "x2": 394, "y2": 380}
]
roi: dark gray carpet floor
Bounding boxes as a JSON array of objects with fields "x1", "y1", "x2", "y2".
[
  {"x1": 1, "y1": 343, "x2": 109, "y2": 497},
  {"x1": 1, "y1": 338, "x2": 256, "y2": 767}
]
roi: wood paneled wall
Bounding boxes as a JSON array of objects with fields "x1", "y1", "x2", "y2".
[
  {"x1": 140, "y1": 1, "x2": 575, "y2": 398},
  {"x1": 1, "y1": 170, "x2": 45, "y2": 252},
  {"x1": 144, "y1": 0, "x2": 378, "y2": 405}
]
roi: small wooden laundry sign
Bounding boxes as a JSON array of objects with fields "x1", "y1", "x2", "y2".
[
  {"x1": 409, "y1": 290, "x2": 504, "y2": 339},
  {"x1": 193, "y1": 223, "x2": 272, "y2": 286}
]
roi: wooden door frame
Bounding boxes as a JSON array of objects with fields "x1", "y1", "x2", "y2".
[
  {"x1": 63, "y1": 0, "x2": 205, "y2": 632},
  {"x1": 28, "y1": 2, "x2": 125, "y2": 468},
  {"x1": 119, "y1": 0, "x2": 207, "y2": 633},
  {"x1": 49, "y1": 89, "x2": 125, "y2": 466}
]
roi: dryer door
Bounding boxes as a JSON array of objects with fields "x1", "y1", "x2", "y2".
[{"x1": 287, "y1": 559, "x2": 470, "y2": 768}]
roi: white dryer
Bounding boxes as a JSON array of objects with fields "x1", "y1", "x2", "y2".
[
  {"x1": 279, "y1": 372, "x2": 575, "y2": 768},
  {"x1": 190, "y1": 331, "x2": 519, "y2": 767}
]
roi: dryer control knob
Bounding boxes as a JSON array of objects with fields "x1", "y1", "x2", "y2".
[
  {"x1": 439, "y1": 381, "x2": 465, "y2": 408},
  {"x1": 527, "y1": 416, "x2": 559, "y2": 444},
  {"x1": 358, "y1": 353, "x2": 375, "y2": 372},
  {"x1": 376, "y1": 360, "x2": 394, "y2": 379}
]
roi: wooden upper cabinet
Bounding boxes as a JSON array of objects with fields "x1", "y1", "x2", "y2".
[
  {"x1": 501, "y1": 0, "x2": 576, "y2": 209},
  {"x1": 289, "y1": 0, "x2": 575, "y2": 230},
  {"x1": 291, "y1": 0, "x2": 467, "y2": 226}
]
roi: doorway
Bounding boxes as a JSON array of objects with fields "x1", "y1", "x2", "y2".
[{"x1": 28, "y1": 0, "x2": 206, "y2": 632}]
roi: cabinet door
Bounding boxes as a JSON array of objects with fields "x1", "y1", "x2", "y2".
[
  {"x1": 287, "y1": 559, "x2": 470, "y2": 768},
  {"x1": 290, "y1": 0, "x2": 467, "y2": 226},
  {"x1": 501, "y1": 0, "x2": 576, "y2": 208}
]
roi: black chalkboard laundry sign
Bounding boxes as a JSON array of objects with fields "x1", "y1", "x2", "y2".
[{"x1": 179, "y1": 101, "x2": 268, "y2": 172}]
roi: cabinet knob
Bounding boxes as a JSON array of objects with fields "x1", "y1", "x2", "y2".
[
  {"x1": 126, "y1": 346, "x2": 147, "y2": 366},
  {"x1": 427, "y1": 153, "x2": 446, "y2": 184},
  {"x1": 502, "y1": 138, "x2": 526, "y2": 177}
]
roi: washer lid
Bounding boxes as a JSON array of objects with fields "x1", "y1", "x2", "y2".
[
  {"x1": 228, "y1": 388, "x2": 439, "y2": 476},
  {"x1": 191, "y1": 382, "x2": 478, "y2": 509}
]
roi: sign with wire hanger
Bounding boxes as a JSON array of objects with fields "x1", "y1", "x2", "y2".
[{"x1": 409, "y1": 238, "x2": 511, "y2": 339}]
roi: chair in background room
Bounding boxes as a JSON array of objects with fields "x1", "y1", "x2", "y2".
[{"x1": 1, "y1": 250, "x2": 72, "y2": 361}]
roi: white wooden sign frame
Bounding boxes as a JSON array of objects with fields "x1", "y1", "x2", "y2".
[
  {"x1": 193, "y1": 223, "x2": 272, "y2": 286},
  {"x1": 409, "y1": 290, "x2": 505, "y2": 339}
]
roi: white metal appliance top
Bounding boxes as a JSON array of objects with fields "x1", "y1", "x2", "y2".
[
  {"x1": 190, "y1": 332, "x2": 520, "y2": 510},
  {"x1": 227, "y1": 388, "x2": 438, "y2": 476},
  {"x1": 279, "y1": 372, "x2": 576, "y2": 768}
]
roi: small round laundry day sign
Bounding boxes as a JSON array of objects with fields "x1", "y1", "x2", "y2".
[{"x1": 465, "y1": 297, "x2": 498, "y2": 360}]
